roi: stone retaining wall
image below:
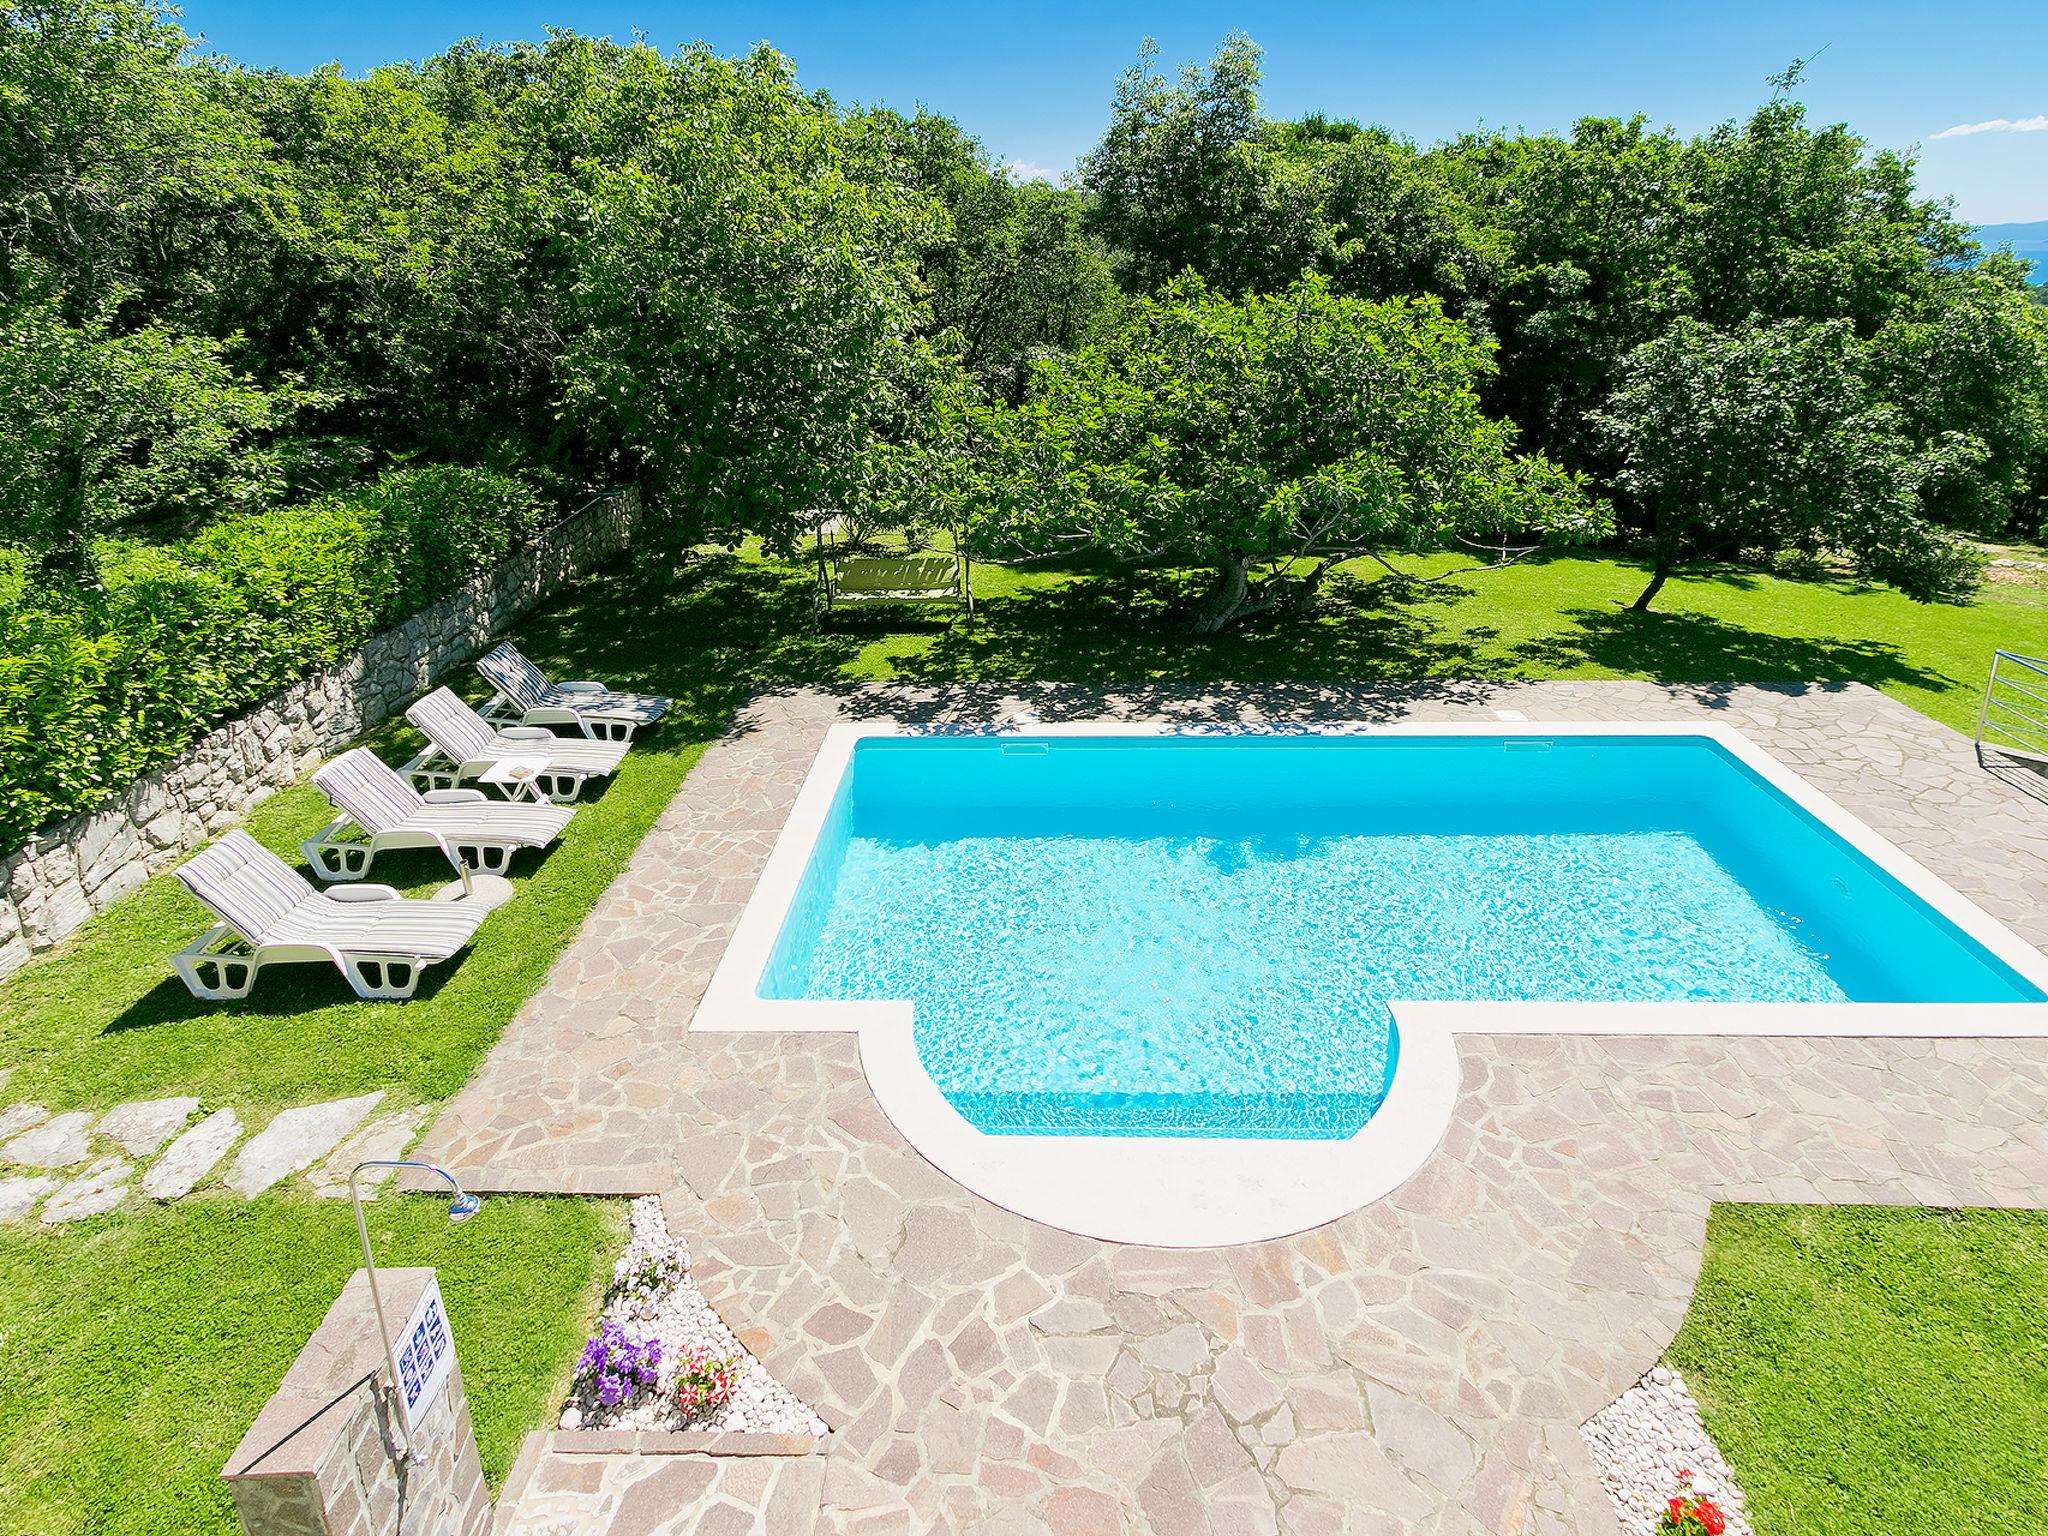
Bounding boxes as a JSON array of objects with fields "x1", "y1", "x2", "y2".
[{"x1": 0, "y1": 487, "x2": 640, "y2": 978}]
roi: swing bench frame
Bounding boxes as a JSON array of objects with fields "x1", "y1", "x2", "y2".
[{"x1": 813, "y1": 513, "x2": 974, "y2": 621}]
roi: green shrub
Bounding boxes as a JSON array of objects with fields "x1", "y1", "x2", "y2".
[
  {"x1": 0, "y1": 466, "x2": 548, "y2": 853},
  {"x1": 337, "y1": 465, "x2": 546, "y2": 616},
  {"x1": 0, "y1": 612, "x2": 127, "y2": 849}
]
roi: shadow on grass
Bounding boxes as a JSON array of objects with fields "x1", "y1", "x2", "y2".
[
  {"x1": 102, "y1": 844, "x2": 480, "y2": 1036},
  {"x1": 474, "y1": 547, "x2": 1974, "y2": 727},
  {"x1": 897, "y1": 568, "x2": 1499, "y2": 682},
  {"x1": 517, "y1": 551, "x2": 1510, "y2": 689},
  {"x1": 1507, "y1": 604, "x2": 1958, "y2": 701},
  {"x1": 103, "y1": 958, "x2": 461, "y2": 1036},
  {"x1": 503, "y1": 551, "x2": 862, "y2": 736},
  {"x1": 832, "y1": 571, "x2": 1517, "y2": 721}
]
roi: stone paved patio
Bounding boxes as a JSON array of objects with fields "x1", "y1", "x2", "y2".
[{"x1": 425, "y1": 681, "x2": 2048, "y2": 1535}]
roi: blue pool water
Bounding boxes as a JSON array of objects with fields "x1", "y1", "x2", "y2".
[{"x1": 759, "y1": 734, "x2": 2042, "y2": 1139}]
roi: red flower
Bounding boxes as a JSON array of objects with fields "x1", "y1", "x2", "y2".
[
  {"x1": 1698, "y1": 1499, "x2": 1726, "y2": 1535},
  {"x1": 1668, "y1": 1497, "x2": 1687, "y2": 1524}
]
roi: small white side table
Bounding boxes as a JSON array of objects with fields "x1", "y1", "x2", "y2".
[{"x1": 476, "y1": 757, "x2": 552, "y2": 803}]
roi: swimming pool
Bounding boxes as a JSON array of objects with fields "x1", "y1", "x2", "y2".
[{"x1": 751, "y1": 731, "x2": 2044, "y2": 1142}]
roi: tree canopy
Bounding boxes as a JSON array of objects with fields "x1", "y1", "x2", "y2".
[
  {"x1": 1079, "y1": 39, "x2": 2048, "y2": 587},
  {"x1": 2, "y1": 5, "x2": 2044, "y2": 630},
  {"x1": 556, "y1": 45, "x2": 941, "y2": 552},
  {"x1": 964, "y1": 276, "x2": 1604, "y2": 631},
  {"x1": 1593, "y1": 317, "x2": 1982, "y2": 610},
  {"x1": 0, "y1": 297, "x2": 304, "y2": 580},
  {"x1": 1081, "y1": 37, "x2": 1491, "y2": 310}
]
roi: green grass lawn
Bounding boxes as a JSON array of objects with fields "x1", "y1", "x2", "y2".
[
  {"x1": 0, "y1": 709, "x2": 707, "y2": 1119},
  {"x1": 0, "y1": 1191, "x2": 619, "y2": 1536},
  {"x1": 1, "y1": 540, "x2": 2044, "y2": 1533},
  {"x1": 556, "y1": 541, "x2": 2046, "y2": 734},
  {"x1": 0, "y1": 601, "x2": 721, "y2": 1534},
  {"x1": 1670, "y1": 1205, "x2": 2048, "y2": 1535}
]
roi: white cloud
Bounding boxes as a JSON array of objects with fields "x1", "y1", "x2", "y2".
[
  {"x1": 1933, "y1": 115, "x2": 2048, "y2": 140},
  {"x1": 1003, "y1": 160, "x2": 1067, "y2": 185}
]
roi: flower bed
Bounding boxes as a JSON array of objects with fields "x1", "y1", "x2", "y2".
[
  {"x1": 1582, "y1": 1366, "x2": 1754, "y2": 1536},
  {"x1": 559, "y1": 1196, "x2": 826, "y2": 1436},
  {"x1": 1660, "y1": 1469, "x2": 1729, "y2": 1535}
]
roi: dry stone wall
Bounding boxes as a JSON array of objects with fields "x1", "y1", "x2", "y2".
[{"x1": 0, "y1": 487, "x2": 640, "y2": 978}]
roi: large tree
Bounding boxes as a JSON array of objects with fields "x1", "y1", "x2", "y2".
[
  {"x1": 965, "y1": 275, "x2": 1603, "y2": 632},
  {"x1": 1464, "y1": 79, "x2": 1988, "y2": 479},
  {"x1": 558, "y1": 43, "x2": 941, "y2": 551},
  {"x1": 0, "y1": 298, "x2": 299, "y2": 580},
  {"x1": 0, "y1": 0, "x2": 270, "y2": 317},
  {"x1": 212, "y1": 49, "x2": 557, "y2": 480},
  {"x1": 859, "y1": 108, "x2": 1118, "y2": 400},
  {"x1": 1079, "y1": 35, "x2": 1264, "y2": 292},
  {"x1": 1450, "y1": 116, "x2": 1687, "y2": 469},
  {"x1": 1081, "y1": 38, "x2": 1489, "y2": 310},
  {"x1": 1866, "y1": 257, "x2": 2048, "y2": 536},
  {"x1": 1080, "y1": 42, "x2": 2047, "y2": 547},
  {"x1": 1593, "y1": 316, "x2": 1982, "y2": 611}
]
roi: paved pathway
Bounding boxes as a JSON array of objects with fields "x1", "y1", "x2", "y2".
[{"x1": 426, "y1": 682, "x2": 2048, "y2": 1535}]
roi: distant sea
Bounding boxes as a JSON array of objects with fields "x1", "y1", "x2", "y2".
[{"x1": 1975, "y1": 220, "x2": 2048, "y2": 283}]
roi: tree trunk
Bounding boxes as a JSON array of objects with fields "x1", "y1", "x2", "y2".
[
  {"x1": 1189, "y1": 556, "x2": 1341, "y2": 635},
  {"x1": 1189, "y1": 559, "x2": 1255, "y2": 635},
  {"x1": 1631, "y1": 562, "x2": 1671, "y2": 612},
  {"x1": 1632, "y1": 518, "x2": 1679, "y2": 612}
]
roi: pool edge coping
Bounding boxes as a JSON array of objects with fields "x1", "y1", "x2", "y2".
[{"x1": 689, "y1": 719, "x2": 2048, "y2": 1247}]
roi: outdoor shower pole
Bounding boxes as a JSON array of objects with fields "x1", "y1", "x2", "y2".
[{"x1": 348, "y1": 1159, "x2": 480, "y2": 1465}]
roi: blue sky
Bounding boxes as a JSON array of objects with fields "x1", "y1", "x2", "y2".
[{"x1": 178, "y1": 0, "x2": 2048, "y2": 224}]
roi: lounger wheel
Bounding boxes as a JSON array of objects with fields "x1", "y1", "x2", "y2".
[
  {"x1": 173, "y1": 950, "x2": 260, "y2": 1000},
  {"x1": 340, "y1": 954, "x2": 425, "y2": 1000}
]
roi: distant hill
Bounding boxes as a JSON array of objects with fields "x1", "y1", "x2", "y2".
[{"x1": 1974, "y1": 220, "x2": 2048, "y2": 283}]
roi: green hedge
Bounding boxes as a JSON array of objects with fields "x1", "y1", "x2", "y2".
[{"x1": 0, "y1": 466, "x2": 544, "y2": 854}]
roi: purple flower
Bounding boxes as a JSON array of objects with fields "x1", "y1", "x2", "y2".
[{"x1": 576, "y1": 1321, "x2": 663, "y2": 1412}]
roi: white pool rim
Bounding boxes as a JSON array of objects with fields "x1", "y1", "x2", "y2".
[{"x1": 693, "y1": 720, "x2": 2048, "y2": 1247}]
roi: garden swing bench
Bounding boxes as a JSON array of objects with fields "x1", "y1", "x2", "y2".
[{"x1": 812, "y1": 512, "x2": 974, "y2": 621}]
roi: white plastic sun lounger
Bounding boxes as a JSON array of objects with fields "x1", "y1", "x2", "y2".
[
  {"x1": 171, "y1": 830, "x2": 490, "y2": 1001},
  {"x1": 476, "y1": 641, "x2": 672, "y2": 742},
  {"x1": 301, "y1": 747, "x2": 574, "y2": 882},
  {"x1": 404, "y1": 687, "x2": 629, "y2": 803}
]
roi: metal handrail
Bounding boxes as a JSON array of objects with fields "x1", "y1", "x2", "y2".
[{"x1": 1977, "y1": 650, "x2": 2048, "y2": 767}]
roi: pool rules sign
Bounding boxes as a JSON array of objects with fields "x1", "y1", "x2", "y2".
[{"x1": 393, "y1": 1276, "x2": 457, "y2": 1433}]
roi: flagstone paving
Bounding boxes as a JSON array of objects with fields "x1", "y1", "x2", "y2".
[
  {"x1": 226, "y1": 1090, "x2": 384, "y2": 1199},
  {"x1": 3, "y1": 1108, "x2": 95, "y2": 1169},
  {"x1": 0, "y1": 1102, "x2": 46, "y2": 1140},
  {"x1": 0, "y1": 1089, "x2": 414, "y2": 1218},
  {"x1": 96, "y1": 1095, "x2": 199, "y2": 1158},
  {"x1": 0, "y1": 1174, "x2": 59, "y2": 1222},
  {"x1": 433, "y1": 681, "x2": 2048, "y2": 1535},
  {"x1": 141, "y1": 1105, "x2": 242, "y2": 1202},
  {"x1": 40, "y1": 1155, "x2": 133, "y2": 1224},
  {"x1": 306, "y1": 1105, "x2": 431, "y2": 1199}
]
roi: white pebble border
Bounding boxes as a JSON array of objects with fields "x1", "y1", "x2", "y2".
[
  {"x1": 558, "y1": 1196, "x2": 827, "y2": 1437},
  {"x1": 1581, "y1": 1366, "x2": 1756, "y2": 1536}
]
